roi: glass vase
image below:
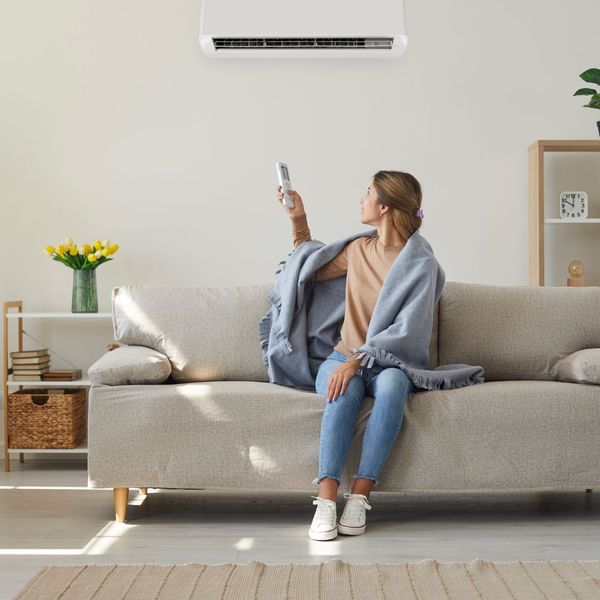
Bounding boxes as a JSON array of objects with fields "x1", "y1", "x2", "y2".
[{"x1": 71, "y1": 269, "x2": 98, "y2": 313}]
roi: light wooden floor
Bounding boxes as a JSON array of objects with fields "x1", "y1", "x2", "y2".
[{"x1": 1, "y1": 459, "x2": 599, "y2": 598}]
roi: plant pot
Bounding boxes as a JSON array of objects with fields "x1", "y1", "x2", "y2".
[{"x1": 71, "y1": 269, "x2": 98, "y2": 313}]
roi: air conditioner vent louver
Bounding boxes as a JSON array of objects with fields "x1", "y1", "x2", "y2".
[{"x1": 212, "y1": 37, "x2": 394, "y2": 50}]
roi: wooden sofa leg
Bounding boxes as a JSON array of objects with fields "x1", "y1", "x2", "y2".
[
  {"x1": 114, "y1": 488, "x2": 129, "y2": 522},
  {"x1": 139, "y1": 487, "x2": 148, "y2": 495}
]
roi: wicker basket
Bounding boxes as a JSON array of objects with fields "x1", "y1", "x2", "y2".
[{"x1": 8, "y1": 388, "x2": 87, "y2": 449}]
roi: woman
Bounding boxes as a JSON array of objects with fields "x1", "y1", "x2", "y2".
[{"x1": 277, "y1": 171, "x2": 426, "y2": 541}]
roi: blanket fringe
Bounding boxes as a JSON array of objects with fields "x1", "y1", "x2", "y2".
[
  {"x1": 258, "y1": 313, "x2": 273, "y2": 365},
  {"x1": 351, "y1": 348, "x2": 377, "y2": 370},
  {"x1": 357, "y1": 353, "x2": 375, "y2": 369},
  {"x1": 407, "y1": 368, "x2": 485, "y2": 391},
  {"x1": 351, "y1": 345, "x2": 485, "y2": 391}
]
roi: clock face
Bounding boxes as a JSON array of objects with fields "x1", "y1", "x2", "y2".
[{"x1": 560, "y1": 191, "x2": 588, "y2": 219}]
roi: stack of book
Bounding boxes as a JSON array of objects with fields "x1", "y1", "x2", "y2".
[
  {"x1": 43, "y1": 369, "x2": 82, "y2": 381},
  {"x1": 10, "y1": 349, "x2": 51, "y2": 381}
]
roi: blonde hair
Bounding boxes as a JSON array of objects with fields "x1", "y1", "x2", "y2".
[{"x1": 372, "y1": 170, "x2": 423, "y2": 243}]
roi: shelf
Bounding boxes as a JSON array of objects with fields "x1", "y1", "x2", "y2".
[
  {"x1": 529, "y1": 139, "x2": 600, "y2": 286},
  {"x1": 529, "y1": 140, "x2": 600, "y2": 152},
  {"x1": 545, "y1": 218, "x2": 600, "y2": 224},
  {"x1": 6, "y1": 377, "x2": 92, "y2": 387},
  {"x1": 5, "y1": 312, "x2": 111, "y2": 319},
  {"x1": 3, "y1": 299, "x2": 105, "y2": 470},
  {"x1": 7, "y1": 440, "x2": 88, "y2": 454}
]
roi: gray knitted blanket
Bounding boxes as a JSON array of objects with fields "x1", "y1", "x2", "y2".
[{"x1": 259, "y1": 228, "x2": 485, "y2": 392}]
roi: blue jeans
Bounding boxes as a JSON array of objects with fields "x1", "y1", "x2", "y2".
[{"x1": 312, "y1": 350, "x2": 416, "y2": 489}]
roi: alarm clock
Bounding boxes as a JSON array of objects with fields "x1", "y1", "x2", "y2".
[{"x1": 560, "y1": 191, "x2": 588, "y2": 220}]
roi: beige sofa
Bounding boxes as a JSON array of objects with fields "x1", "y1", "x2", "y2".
[{"x1": 87, "y1": 282, "x2": 600, "y2": 522}]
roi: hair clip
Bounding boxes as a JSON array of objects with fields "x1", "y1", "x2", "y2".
[{"x1": 415, "y1": 208, "x2": 424, "y2": 219}]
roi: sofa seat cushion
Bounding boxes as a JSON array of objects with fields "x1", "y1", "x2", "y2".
[
  {"x1": 88, "y1": 345, "x2": 172, "y2": 385},
  {"x1": 558, "y1": 348, "x2": 600, "y2": 385},
  {"x1": 87, "y1": 380, "x2": 600, "y2": 493}
]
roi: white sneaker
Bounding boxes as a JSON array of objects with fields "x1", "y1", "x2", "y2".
[
  {"x1": 308, "y1": 496, "x2": 338, "y2": 540},
  {"x1": 337, "y1": 492, "x2": 372, "y2": 535}
]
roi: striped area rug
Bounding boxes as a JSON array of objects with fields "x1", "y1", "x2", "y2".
[{"x1": 14, "y1": 558, "x2": 600, "y2": 599}]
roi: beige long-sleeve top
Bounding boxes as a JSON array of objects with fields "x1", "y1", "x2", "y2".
[{"x1": 291, "y1": 212, "x2": 404, "y2": 360}]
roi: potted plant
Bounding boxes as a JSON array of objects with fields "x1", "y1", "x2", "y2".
[
  {"x1": 43, "y1": 239, "x2": 119, "y2": 312},
  {"x1": 574, "y1": 68, "x2": 600, "y2": 136}
]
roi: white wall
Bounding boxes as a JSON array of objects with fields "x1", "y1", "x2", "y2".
[{"x1": 1, "y1": 0, "x2": 600, "y2": 420}]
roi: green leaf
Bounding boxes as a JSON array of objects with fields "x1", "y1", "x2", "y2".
[
  {"x1": 64, "y1": 253, "x2": 78, "y2": 269},
  {"x1": 94, "y1": 257, "x2": 113, "y2": 270},
  {"x1": 580, "y1": 68, "x2": 600, "y2": 86},
  {"x1": 585, "y1": 94, "x2": 600, "y2": 109},
  {"x1": 52, "y1": 255, "x2": 71, "y2": 269},
  {"x1": 574, "y1": 87, "x2": 597, "y2": 96}
]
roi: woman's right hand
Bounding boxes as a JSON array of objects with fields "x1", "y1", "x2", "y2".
[{"x1": 276, "y1": 185, "x2": 306, "y2": 218}]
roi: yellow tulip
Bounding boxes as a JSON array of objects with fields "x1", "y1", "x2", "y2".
[
  {"x1": 44, "y1": 246, "x2": 55, "y2": 255},
  {"x1": 103, "y1": 239, "x2": 110, "y2": 249},
  {"x1": 93, "y1": 240, "x2": 103, "y2": 251},
  {"x1": 107, "y1": 243, "x2": 119, "y2": 255},
  {"x1": 64, "y1": 238, "x2": 74, "y2": 248},
  {"x1": 82, "y1": 244, "x2": 92, "y2": 255},
  {"x1": 102, "y1": 248, "x2": 110, "y2": 257},
  {"x1": 69, "y1": 245, "x2": 78, "y2": 256},
  {"x1": 56, "y1": 245, "x2": 66, "y2": 256},
  {"x1": 95, "y1": 250, "x2": 103, "y2": 259},
  {"x1": 87, "y1": 254, "x2": 97, "y2": 263}
]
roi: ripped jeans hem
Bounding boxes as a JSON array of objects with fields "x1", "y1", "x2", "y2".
[
  {"x1": 312, "y1": 475, "x2": 379, "y2": 488},
  {"x1": 353, "y1": 474, "x2": 380, "y2": 488},
  {"x1": 312, "y1": 475, "x2": 341, "y2": 486}
]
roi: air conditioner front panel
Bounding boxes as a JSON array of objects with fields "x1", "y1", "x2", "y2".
[{"x1": 199, "y1": 0, "x2": 407, "y2": 58}]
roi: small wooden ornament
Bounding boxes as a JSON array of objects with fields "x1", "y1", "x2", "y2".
[{"x1": 567, "y1": 260, "x2": 586, "y2": 287}]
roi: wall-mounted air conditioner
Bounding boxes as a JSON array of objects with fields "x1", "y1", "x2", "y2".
[{"x1": 199, "y1": 0, "x2": 408, "y2": 59}]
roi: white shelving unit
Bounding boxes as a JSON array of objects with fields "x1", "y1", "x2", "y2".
[
  {"x1": 528, "y1": 139, "x2": 600, "y2": 286},
  {"x1": 2, "y1": 301, "x2": 113, "y2": 471}
]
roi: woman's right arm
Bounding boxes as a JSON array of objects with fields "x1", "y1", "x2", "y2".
[{"x1": 277, "y1": 186, "x2": 349, "y2": 281}]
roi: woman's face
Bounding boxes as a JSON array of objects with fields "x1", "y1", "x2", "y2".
[{"x1": 360, "y1": 179, "x2": 386, "y2": 226}]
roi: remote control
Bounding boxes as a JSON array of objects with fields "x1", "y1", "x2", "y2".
[{"x1": 276, "y1": 161, "x2": 295, "y2": 208}]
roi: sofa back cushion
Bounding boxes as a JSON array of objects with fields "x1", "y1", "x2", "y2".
[
  {"x1": 437, "y1": 281, "x2": 600, "y2": 381},
  {"x1": 112, "y1": 284, "x2": 273, "y2": 383},
  {"x1": 112, "y1": 282, "x2": 441, "y2": 383}
]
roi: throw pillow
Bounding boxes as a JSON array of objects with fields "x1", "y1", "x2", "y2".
[
  {"x1": 88, "y1": 345, "x2": 172, "y2": 385},
  {"x1": 557, "y1": 348, "x2": 600, "y2": 385}
]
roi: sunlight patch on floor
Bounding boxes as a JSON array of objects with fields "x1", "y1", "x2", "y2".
[
  {"x1": 308, "y1": 539, "x2": 342, "y2": 556},
  {"x1": 0, "y1": 522, "x2": 136, "y2": 556},
  {"x1": 234, "y1": 537, "x2": 255, "y2": 551}
]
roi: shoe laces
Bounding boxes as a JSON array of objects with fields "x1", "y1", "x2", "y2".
[
  {"x1": 310, "y1": 495, "x2": 336, "y2": 527},
  {"x1": 342, "y1": 492, "x2": 372, "y2": 520}
]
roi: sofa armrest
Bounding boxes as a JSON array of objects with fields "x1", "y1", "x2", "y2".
[{"x1": 88, "y1": 345, "x2": 172, "y2": 385}]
